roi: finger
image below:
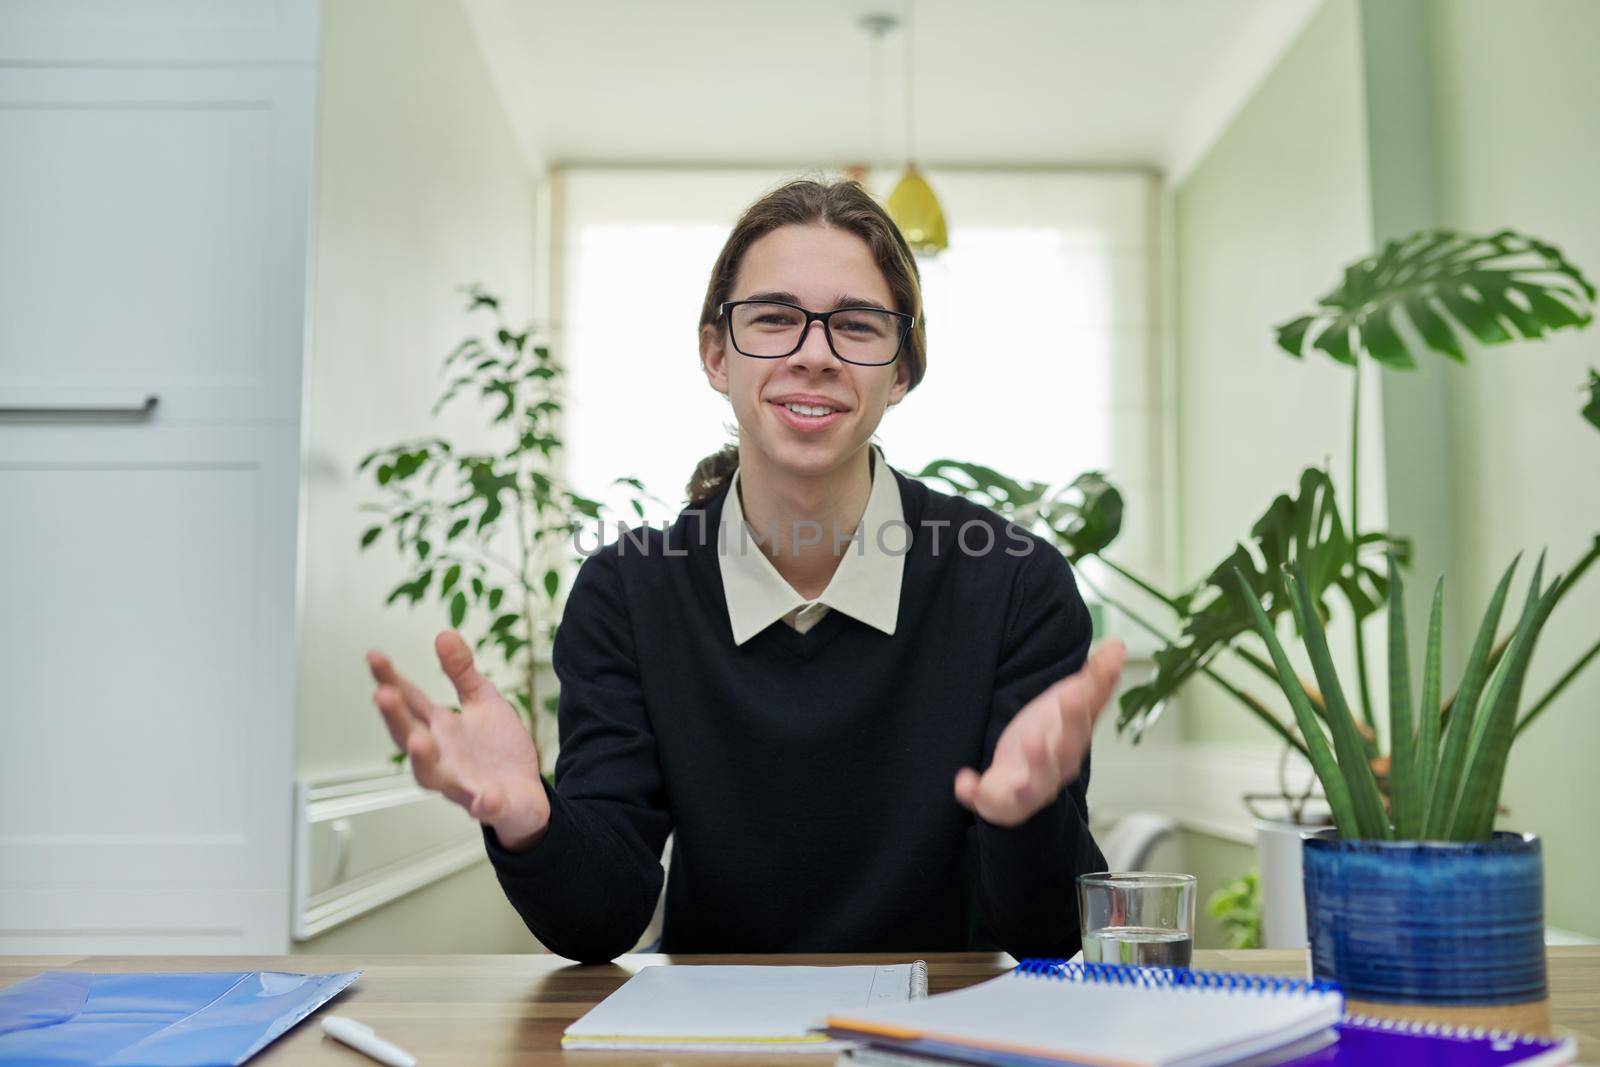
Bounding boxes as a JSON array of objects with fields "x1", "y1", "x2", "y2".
[
  {"x1": 435, "y1": 630, "x2": 495, "y2": 705},
  {"x1": 405, "y1": 727, "x2": 466, "y2": 804},
  {"x1": 373, "y1": 683, "x2": 415, "y2": 750},
  {"x1": 1020, "y1": 729, "x2": 1053, "y2": 777},
  {"x1": 953, "y1": 767, "x2": 981, "y2": 810},
  {"x1": 367, "y1": 650, "x2": 434, "y2": 726},
  {"x1": 1051, "y1": 640, "x2": 1128, "y2": 730}
]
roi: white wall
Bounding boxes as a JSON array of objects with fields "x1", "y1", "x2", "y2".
[
  {"x1": 1424, "y1": 0, "x2": 1600, "y2": 939},
  {"x1": 293, "y1": 0, "x2": 546, "y2": 953},
  {"x1": 1171, "y1": 0, "x2": 1388, "y2": 744}
]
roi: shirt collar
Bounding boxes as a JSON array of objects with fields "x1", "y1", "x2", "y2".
[{"x1": 719, "y1": 443, "x2": 905, "y2": 646}]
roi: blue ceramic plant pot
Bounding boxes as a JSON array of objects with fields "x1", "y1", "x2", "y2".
[{"x1": 1302, "y1": 830, "x2": 1545, "y2": 1005}]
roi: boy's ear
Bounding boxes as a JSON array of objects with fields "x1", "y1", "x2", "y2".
[
  {"x1": 887, "y1": 355, "x2": 912, "y2": 407},
  {"x1": 700, "y1": 323, "x2": 730, "y2": 397}
]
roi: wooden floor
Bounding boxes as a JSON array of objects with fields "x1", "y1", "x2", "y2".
[{"x1": 2, "y1": 948, "x2": 1595, "y2": 1065}]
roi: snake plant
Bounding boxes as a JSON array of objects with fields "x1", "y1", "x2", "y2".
[{"x1": 1237, "y1": 552, "x2": 1563, "y2": 841}]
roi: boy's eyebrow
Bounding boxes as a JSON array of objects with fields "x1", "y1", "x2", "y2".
[{"x1": 741, "y1": 290, "x2": 894, "y2": 313}]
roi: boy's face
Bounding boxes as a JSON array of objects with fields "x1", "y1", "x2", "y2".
[{"x1": 700, "y1": 223, "x2": 911, "y2": 481}]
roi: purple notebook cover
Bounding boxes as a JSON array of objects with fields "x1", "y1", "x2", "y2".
[{"x1": 1281, "y1": 1016, "x2": 1577, "y2": 1067}]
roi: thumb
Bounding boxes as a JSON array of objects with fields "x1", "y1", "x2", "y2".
[
  {"x1": 469, "y1": 782, "x2": 504, "y2": 823},
  {"x1": 435, "y1": 630, "x2": 494, "y2": 705}
]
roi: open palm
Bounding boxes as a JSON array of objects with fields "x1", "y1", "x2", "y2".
[
  {"x1": 367, "y1": 630, "x2": 550, "y2": 851},
  {"x1": 954, "y1": 640, "x2": 1126, "y2": 827}
]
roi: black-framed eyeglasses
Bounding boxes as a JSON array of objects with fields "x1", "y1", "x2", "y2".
[{"x1": 718, "y1": 299, "x2": 913, "y2": 366}]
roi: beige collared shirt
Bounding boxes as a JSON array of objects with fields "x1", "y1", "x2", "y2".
[{"x1": 719, "y1": 443, "x2": 906, "y2": 645}]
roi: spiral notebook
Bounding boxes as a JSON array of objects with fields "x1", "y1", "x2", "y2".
[
  {"x1": 835, "y1": 1006, "x2": 1579, "y2": 1067},
  {"x1": 825, "y1": 960, "x2": 1344, "y2": 1067},
  {"x1": 563, "y1": 961, "x2": 928, "y2": 1053}
]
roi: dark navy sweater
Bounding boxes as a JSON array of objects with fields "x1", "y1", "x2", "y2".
[{"x1": 482, "y1": 462, "x2": 1106, "y2": 962}]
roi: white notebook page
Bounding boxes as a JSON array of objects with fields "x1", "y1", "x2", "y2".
[{"x1": 564, "y1": 963, "x2": 918, "y2": 1047}]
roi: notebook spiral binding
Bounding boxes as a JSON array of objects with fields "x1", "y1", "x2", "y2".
[
  {"x1": 1014, "y1": 959, "x2": 1341, "y2": 998},
  {"x1": 908, "y1": 960, "x2": 929, "y2": 1000},
  {"x1": 1342, "y1": 1012, "x2": 1558, "y2": 1047}
]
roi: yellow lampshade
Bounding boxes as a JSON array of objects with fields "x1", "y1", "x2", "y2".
[{"x1": 887, "y1": 164, "x2": 947, "y2": 254}]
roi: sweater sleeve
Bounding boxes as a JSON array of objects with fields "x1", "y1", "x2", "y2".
[
  {"x1": 480, "y1": 545, "x2": 672, "y2": 963},
  {"x1": 969, "y1": 541, "x2": 1108, "y2": 959}
]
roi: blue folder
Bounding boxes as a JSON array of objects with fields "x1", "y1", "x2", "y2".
[{"x1": 0, "y1": 969, "x2": 362, "y2": 1066}]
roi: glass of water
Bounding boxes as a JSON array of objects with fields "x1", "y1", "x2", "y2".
[{"x1": 1077, "y1": 872, "x2": 1197, "y2": 968}]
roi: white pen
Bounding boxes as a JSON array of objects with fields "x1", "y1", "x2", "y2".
[{"x1": 321, "y1": 1016, "x2": 418, "y2": 1067}]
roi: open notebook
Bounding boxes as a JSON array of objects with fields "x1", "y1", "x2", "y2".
[
  {"x1": 826, "y1": 960, "x2": 1344, "y2": 1067},
  {"x1": 563, "y1": 962, "x2": 927, "y2": 1053}
]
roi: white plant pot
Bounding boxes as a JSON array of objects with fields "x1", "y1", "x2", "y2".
[{"x1": 1254, "y1": 811, "x2": 1331, "y2": 949}]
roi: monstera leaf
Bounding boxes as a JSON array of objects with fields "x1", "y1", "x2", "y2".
[
  {"x1": 1117, "y1": 467, "x2": 1409, "y2": 740},
  {"x1": 914, "y1": 460, "x2": 1123, "y2": 561},
  {"x1": 1275, "y1": 230, "x2": 1595, "y2": 369}
]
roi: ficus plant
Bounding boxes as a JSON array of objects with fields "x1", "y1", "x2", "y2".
[{"x1": 356, "y1": 286, "x2": 652, "y2": 756}]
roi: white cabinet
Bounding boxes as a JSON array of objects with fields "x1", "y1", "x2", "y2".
[{"x1": 0, "y1": 1, "x2": 316, "y2": 954}]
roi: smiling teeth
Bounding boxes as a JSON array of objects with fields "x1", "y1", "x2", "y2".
[{"x1": 784, "y1": 403, "x2": 836, "y2": 416}]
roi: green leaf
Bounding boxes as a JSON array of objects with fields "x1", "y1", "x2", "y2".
[
  {"x1": 359, "y1": 526, "x2": 383, "y2": 549},
  {"x1": 1448, "y1": 558, "x2": 1562, "y2": 840},
  {"x1": 1284, "y1": 564, "x2": 1392, "y2": 839},
  {"x1": 1274, "y1": 229, "x2": 1595, "y2": 370},
  {"x1": 450, "y1": 590, "x2": 467, "y2": 628},
  {"x1": 1312, "y1": 322, "x2": 1356, "y2": 365},
  {"x1": 1439, "y1": 286, "x2": 1513, "y2": 345},
  {"x1": 1583, "y1": 368, "x2": 1600, "y2": 431},
  {"x1": 472, "y1": 577, "x2": 485, "y2": 599},
  {"x1": 1118, "y1": 467, "x2": 1403, "y2": 738},
  {"x1": 490, "y1": 612, "x2": 518, "y2": 632},
  {"x1": 1233, "y1": 568, "x2": 1362, "y2": 838},
  {"x1": 1360, "y1": 306, "x2": 1415, "y2": 370},
  {"x1": 1413, "y1": 577, "x2": 1446, "y2": 815},
  {"x1": 440, "y1": 564, "x2": 461, "y2": 596},
  {"x1": 1386, "y1": 555, "x2": 1420, "y2": 837},
  {"x1": 487, "y1": 587, "x2": 504, "y2": 610},
  {"x1": 1403, "y1": 296, "x2": 1464, "y2": 362},
  {"x1": 415, "y1": 539, "x2": 431, "y2": 561},
  {"x1": 1424, "y1": 555, "x2": 1520, "y2": 837},
  {"x1": 1274, "y1": 316, "x2": 1314, "y2": 357},
  {"x1": 544, "y1": 569, "x2": 559, "y2": 599},
  {"x1": 914, "y1": 462, "x2": 1123, "y2": 562},
  {"x1": 447, "y1": 517, "x2": 470, "y2": 540}
]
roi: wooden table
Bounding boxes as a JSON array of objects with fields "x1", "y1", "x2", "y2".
[{"x1": 3, "y1": 948, "x2": 1596, "y2": 1065}]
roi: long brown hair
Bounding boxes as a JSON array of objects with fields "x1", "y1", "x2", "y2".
[{"x1": 685, "y1": 178, "x2": 928, "y2": 507}]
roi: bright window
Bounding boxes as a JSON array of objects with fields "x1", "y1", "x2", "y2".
[{"x1": 552, "y1": 167, "x2": 1163, "y2": 575}]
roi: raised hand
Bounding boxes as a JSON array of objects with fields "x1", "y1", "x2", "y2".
[
  {"x1": 953, "y1": 639, "x2": 1127, "y2": 828},
  {"x1": 367, "y1": 631, "x2": 551, "y2": 851}
]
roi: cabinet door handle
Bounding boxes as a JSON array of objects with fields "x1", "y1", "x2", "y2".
[{"x1": 0, "y1": 394, "x2": 159, "y2": 418}]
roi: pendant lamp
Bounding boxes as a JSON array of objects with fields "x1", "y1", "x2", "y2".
[
  {"x1": 856, "y1": 7, "x2": 947, "y2": 255},
  {"x1": 888, "y1": 0, "x2": 946, "y2": 254}
]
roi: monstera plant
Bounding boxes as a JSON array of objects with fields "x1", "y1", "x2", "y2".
[{"x1": 920, "y1": 227, "x2": 1599, "y2": 773}]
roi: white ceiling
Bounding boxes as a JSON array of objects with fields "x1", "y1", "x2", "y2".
[{"x1": 464, "y1": 0, "x2": 1321, "y2": 178}]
